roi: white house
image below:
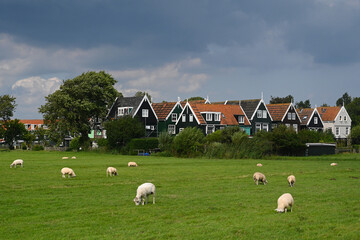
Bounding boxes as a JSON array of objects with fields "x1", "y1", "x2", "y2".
[{"x1": 317, "y1": 106, "x2": 352, "y2": 139}]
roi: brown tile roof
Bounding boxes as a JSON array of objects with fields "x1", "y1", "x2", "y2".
[
  {"x1": 19, "y1": 119, "x2": 44, "y2": 125},
  {"x1": 191, "y1": 103, "x2": 250, "y2": 126},
  {"x1": 152, "y1": 102, "x2": 177, "y2": 120},
  {"x1": 266, "y1": 103, "x2": 291, "y2": 122},
  {"x1": 296, "y1": 108, "x2": 314, "y2": 125},
  {"x1": 317, "y1": 106, "x2": 341, "y2": 121}
]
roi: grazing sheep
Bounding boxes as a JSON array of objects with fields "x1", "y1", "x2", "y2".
[
  {"x1": 10, "y1": 159, "x2": 23, "y2": 168},
  {"x1": 106, "y1": 167, "x2": 118, "y2": 176},
  {"x1": 287, "y1": 175, "x2": 296, "y2": 187},
  {"x1": 256, "y1": 163, "x2": 263, "y2": 167},
  {"x1": 62, "y1": 157, "x2": 69, "y2": 160},
  {"x1": 71, "y1": 156, "x2": 76, "y2": 159},
  {"x1": 128, "y1": 162, "x2": 138, "y2": 167},
  {"x1": 330, "y1": 163, "x2": 338, "y2": 166},
  {"x1": 61, "y1": 167, "x2": 76, "y2": 178},
  {"x1": 253, "y1": 172, "x2": 268, "y2": 185},
  {"x1": 133, "y1": 183, "x2": 155, "y2": 205},
  {"x1": 275, "y1": 193, "x2": 294, "y2": 213}
]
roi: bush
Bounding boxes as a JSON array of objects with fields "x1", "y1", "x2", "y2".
[
  {"x1": 69, "y1": 137, "x2": 80, "y2": 151},
  {"x1": 21, "y1": 142, "x2": 27, "y2": 150},
  {"x1": 128, "y1": 138, "x2": 159, "y2": 154},
  {"x1": 158, "y1": 132, "x2": 173, "y2": 152},
  {"x1": 32, "y1": 145, "x2": 44, "y2": 151},
  {"x1": 351, "y1": 125, "x2": 360, "y2": 145},
  {"x1": 267, "y1": 125, "x2": 305, "y2": 156},
  {"x1": 205, "y1": 142, "x2": 227, "y2": 159},
  {"x1": 231, "y1": 131, "x2": 249, "y2": 146},
  {"x1": 220, "y1": 126, "x2": 242, "y2": 144},
  {"x1": 205, "y1": 130, "x2": 222, "y2": 143},
  {"x1": 96, "y1": 138, "x2": 108, "y2": 148},
  {"x1": 172, "y1": 127, "x2": 205, "y2": 157}
]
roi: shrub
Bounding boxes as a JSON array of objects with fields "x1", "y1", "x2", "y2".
[
  {"x1": 172, "y1": 127, "x2": 205, "y2": 157},
  {"x1": 205, "y1": 130, "x2": 222, "y2": 143},
  {"x1": 231, "y1": 131, "x2": 249, "y2": 146},
  {"x1": 128, "y1": 138, "x2": 159, "y2": 154},
  {"x1": 267, "y1": 125, "x2": 305, "y2": 156},
  {"x1": 32, "y1": 145, "x2": 44, "y2": 151},
  {"x1": 205, "y1": 142, "x2": 227, "y2": 159},
  {"x1": 96, "y1": 138, "x2": 108, "y2": 148},
  {"x1": 21, "y1": 142, "x2": 27, "y2": 150},
  {"x1": 220, "y1": 126, "x2": 242, "y2": 144},
  {"x1": 69, "y1": 137, "x2": 80, "y2": 151},
  {"x1": 351, "y1": 125, "x2": 360, "y2": 145},
  {"x1": 158, "y1": 132, "x2": 173, "y2": 152}
]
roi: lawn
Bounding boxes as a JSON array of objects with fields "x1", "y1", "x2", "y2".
[{"x1": 0, "y1": 151, "x2": 359, "y2": 239}]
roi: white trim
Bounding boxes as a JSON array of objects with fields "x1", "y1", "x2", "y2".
[
  {"x1": 250, "y1": 99, "x2": 273, "y2": 121},
  {"x1": 132, "y1": 95, "x2": 159, "y2": 121},
  {"x1": 175, "y1": 102, "x2": 201, "y2": 125},
  {"x1": 164, "y1": 101, "x2": 184, "y2": 121},
  {"x1": 106, "y1": 97, "x2": 119, "y2": 118},
  {"x1": 280, "y1": 103, "x2": 300, "y2": 122}
]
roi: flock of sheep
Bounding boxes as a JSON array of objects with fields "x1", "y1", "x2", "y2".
[{"x1": 9, "y1": 158, "x2": 338, "y2": 210}]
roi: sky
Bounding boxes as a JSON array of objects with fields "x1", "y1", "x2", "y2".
[{"x1": 1, "y1": 0, "x2": 360, "y2": 119}]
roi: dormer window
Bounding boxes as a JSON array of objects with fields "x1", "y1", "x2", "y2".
[
  {"x1": 238, "y1": 116, "x2": 245, "y2": 124},
  {"x1": 214, "y1": 113, "x2": 221, "y2": 121},
  {"x1": 206, "y1": 113, "x2": 212, "y2": 121},
  {"x1": 118, "y1": 107, "x2": 133, "y2": 116}
]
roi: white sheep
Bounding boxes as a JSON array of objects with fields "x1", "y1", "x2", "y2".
[
  {"x1": 253, "y1": 172, "x2": 268, "y2": 185},
  {"x1": 61, "y1": 167, "x2": 76, "y2": 178},
  {"x1": 287, "y1": 175, "x2": 296, "y2": 187},
  {"x1": 62, "y1": 157, "x2": 69, "y2": 160},
  {"x1": 71, "y1": 156, "x2": 77, "y2": 159},
  {"x1": 133, "y1": 183, "x2": 156, "y2": 205},
  {"x1": 10, "y1": 159, "x2": 23, "y2": 168},
  {"x1": 275, "y1": 193, "x2": 294, "y2": 213},
  {"x1": 128, "y1": 162, "x2": 138, "y2": 167},
  {"x1": 106, "y1": 167, "x2": 118, "y2": 176},
  {"x1": 256, "y1": 163, "x2": 263, "y2": 167},
  {"x1": 330, "y1": 163, "x2": 338, "y2": 166}
]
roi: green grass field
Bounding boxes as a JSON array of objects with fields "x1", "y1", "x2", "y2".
[{"x1": 0, "y1": 151, "x2": 359, "y2": 239}]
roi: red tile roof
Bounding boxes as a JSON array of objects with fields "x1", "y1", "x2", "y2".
[
  {"x1": 19, "y1": 119, "x2": 44, "y2": 125},
  {"x1": 296, "y1": 108, "x2": 314, "y2": 125},
  {"x1": 317, "y1": 106, "x2": 341, "y2": 121},
  {"x1": 152, "y1": 102, "x2": 177, "y2": 120},
  {"x1": 266, "y1": 103, "x2": 291, "y2": 122}
]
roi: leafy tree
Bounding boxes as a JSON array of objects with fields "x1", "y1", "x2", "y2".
[
  {"x1": 350, "y1": 125, "x2": 360, "y2": 145},
  {"x1": 39, "y1": 71, "x2": 120, "y2": 146},
  {"x1": 220, "y1": 126, "x2": 242, "y2": 143},
  {"x1": 188, "y1": 96, "x2": 205, "y2": 101},
  {"x1": 205, "y1": 130, "x2": 222, "y2": 143},
  {"x1": 295, "y1": 100, "x2": 311, "y2": 109},
  {"x1": 267, "y1": 125, "x2": 305, "y2": 156},
  {"x1": 0, "y1": 95, "x2": 17, "y2": 122},
  {"x1": 2, "y1": 119, "x2": 27, "y2": 149},
  {"x1": 321, "y1": 103, "x2": 329, "y2": 107},
  {"x1": 172, "y1": 127, "x2": 205, "y2": 157},
  {"x1": 134, "y1": 91, "x2": 152, "y2": 102},
  {"x1": 346, "y1": 97, "x2": 360, "y2": 126},
  {"x1": 104, "y1": 116, "x2": 144, "y2": 150},
  {"x1": 33, "y1": 127, "x2": 48, "y2": 146},
  {"x1": 269, "y1": 95, "x2": 294, "y2": 104},
  {"x1": 336, "y1": 92, "x2": 352, "y2": 107},
  {"x1": 158, "y1": 132, "x2": 173, "y2": 152}
]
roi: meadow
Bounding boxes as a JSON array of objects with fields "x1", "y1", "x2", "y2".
[{"x1": 0, "y1": 151, "x2": 359, "y2": 240}]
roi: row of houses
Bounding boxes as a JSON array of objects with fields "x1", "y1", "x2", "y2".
[
  {"x1": 18, "y1": 95, "x2": 352, "y2": 141},
  {"x1": 104, "y1": 95, "x2": 352, "y2": 140}
]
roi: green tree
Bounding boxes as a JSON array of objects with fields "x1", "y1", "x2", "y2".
[
  {"x1": 269, "y1": 95, "x2": 294, "y2": 104},
  {"x1": 350, "y1": 125, "x2": 360, "y2": 145},
  {"x1": 134, "y1": 91, "x2": 152, "y2": 102},
  {"x1": 172, "y1": 127, "x2": 205, "y2": 157},
  {"x1": 336, "y1": 92, "x2": 352, "y2": 107},
  {"x1": 346, "y1": 97, "x2": 360, "y2": 127},
  {"x1": 295, "y1": 100, "x2": 311, "y2": 109},
  {"x1": 2, "y1": 119, "x2": 27, "y2": 149},
  {"x1": 188, "y1": 96, "x2": 205, "y2": 101},
  {"x1": 39, "y1": 71, "x2": 120, "y2": 146},
  {"x1": 0, "y1": 95, "x2": 17, "y2": 122},
  {"x1": 33, "y1": 127, "x2": 48, "y2": 146},
  {"x1": 104, "y1": 116, "x2": 144, "y2": 150},
  {"x1": 158, "y1": 132, "x2": 173, "y2": 152}
]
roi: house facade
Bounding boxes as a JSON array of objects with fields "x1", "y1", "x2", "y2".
[
  {"x1": 107, "y1": 95, "x2": 158, "y2": 137},
  {"x1": 19, "y1": 119, "x2": 48, "y2": 131},
  {"x1": 152, "y1": 100, "x2": 184, "y2": 135},
  {"x1": 266, "y1": 103, "x2": 301, "y2": 132},
  {"x1": 297, "y1": 108, "x2": 324, "y2": 131},
  {"x1": 239, "y1": 99, "x2": 272, "y2": 135},
  {"x1": 317, "y1": 106, "x2": 351, "y2": 139}
]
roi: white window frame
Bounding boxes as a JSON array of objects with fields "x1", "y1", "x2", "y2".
[
  {"x1": 314, "y1": 117, "x2": 318, "y2": 124},
  {"x1": 238, "y1": 116, "x2": 245, "y2": 124},
  {"x1": 339, "y1": 116, "x2": 342, "y2": 121},
  {"x1": 262, "y1": 123, "x2": 268, "y2": 132},
  {"x1": 179, "y1": 128, "x2": 184, "y2": 132},
  {"x1": 168, "y1": 125, "x2": 175, "y2": 134},
  {"x1": 142, "y1": 109, "x2": 149, "y2": 118},
  {"x1": 150, "y1": 125, "x2": 155, "y2": 130},
  {"x1": 189, "y1": 114, "x2": 194, "y2": 122},
  {"x1": 262, "y1": 110, "x2": 267, "y2": 119},
  {"x1": 182, "y1": 114, "x2": 186, "y2": 122},
  {"x1": 292, "y1": 113, "x2": 296, "y2": 120},
  {"x1": 214, "y1": 113, "x2": 220, "y2": 121},
  {"x1": 206, "y1": 125, "x2": 215, "y2": 134},
  {"x1": 255, "y1": 123, "x2": 261, "y2": 132},
  {"x1": 288, "y1": 112, "x2": 291, "y2": 120},
  {"x1": 335, "y1": 127, "x2": 339, "y2": 136},
  {"x1": 345, "y1": 127, "x2": 349, "y2": 136},
  {"x1": 118, "y1": 107, "x2": 132, "y2": 116},
  {"x1": 344, "y1": 116, "x2": 347, "y2": 121},
  {"x1": 206, "y1": 113, "x2": 213, "y2": 121},
  {"x1": 293, "y1": 124, "x2": 298, "y2": 133},
  {"x1": 257, "y1": 110, "x2": 262, "y2": 118},
  {"x1": 171, "y1": 113, "x2": 177, "y2": 122},
  {"x1": 285, "y1": 123, "x2": 291, "y2": 128}
]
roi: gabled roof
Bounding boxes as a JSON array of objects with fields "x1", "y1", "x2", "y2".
[
  {"x1": 152, "y1": 101, "x2": 183, "y2": 121},
  {"x1": 239, "y1": 99, "x2": 261, "y2": 120},
  {"x1": 266, "y1": 103, "x2": 299, "y2": 122},
  {"x1": 317, "y1": 106, "x2": 341, "y2": 121},
  {"x1": 19, "y1": 119, "x2": 44, "y2": 125},
  {"x1": 296, "y1": 108, "x2": 314, "y2": 125},
  {"x1": 190, "y1": 103, "x2": 251, "y2": 126}
]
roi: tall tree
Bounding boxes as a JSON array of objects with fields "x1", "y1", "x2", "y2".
[
  {"x1": 295, "y1": 100, "x2": 311, "y2": 109},
  {"x1": 269, "y1": 95, "x2": 294, "y2": 104},
  {"x1": 39, "y1": 71, "x2": 120, "y2": 145},
  {"x1": 346, "y1": 97, "x2": 360, "y2": 126},
  {"x1": 188, "y1": 96, "x2": 205, "y2": 101},
  {"x1": 1, "y1": 119, "x2": 27, "y2": 149},
  {"x1": 0, "y1": 95, "x2": 17, "y2": 122},
  {"x1": 134, "y1": 91, "x2": 152, "y2": 102},
  {"x1": 336, "y1": 92, "x2": 352, "y2": 107}
]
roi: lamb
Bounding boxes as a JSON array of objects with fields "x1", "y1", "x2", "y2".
[
  {"x1": 71, "y1": 156, "x2": 76, "y2": 159},
  {"x1": 253, "y1": 172, "x2": 268, "y2": 185},
  {"x1": 330, "y1": 163, "x2": 338, "y2": 166},
  {"x1": 287, "y1": 175, "x2": 296, "y2": 187},
  {"x1": 128, "y1": 162, "x2": 138, "y2": 167},
  {"x1": 10, "y1": 159, "x2": 23, "y2": 168},
  {"x1": 256, "y1": 163, "x2": 263, "y2": 167},
  {"x1": 61, "y1": 167, "x2": 76, "y2": 178},
  {"x1": 62, "y1": 157, "x2": 69, "y2": 160},
  {"x1": 133, "y1": 183, "x2": 156, "y2": 205},
  {"x1": 275, "y1": 193, "x2": 294, "y2": 213},
  {"x1": 106, "y1": 167, "x2": 118, "y2": 176}
]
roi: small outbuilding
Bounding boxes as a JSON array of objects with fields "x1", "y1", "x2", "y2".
[{"x1": 305, "y1": 143, "x2": 336, "y2": 156}]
